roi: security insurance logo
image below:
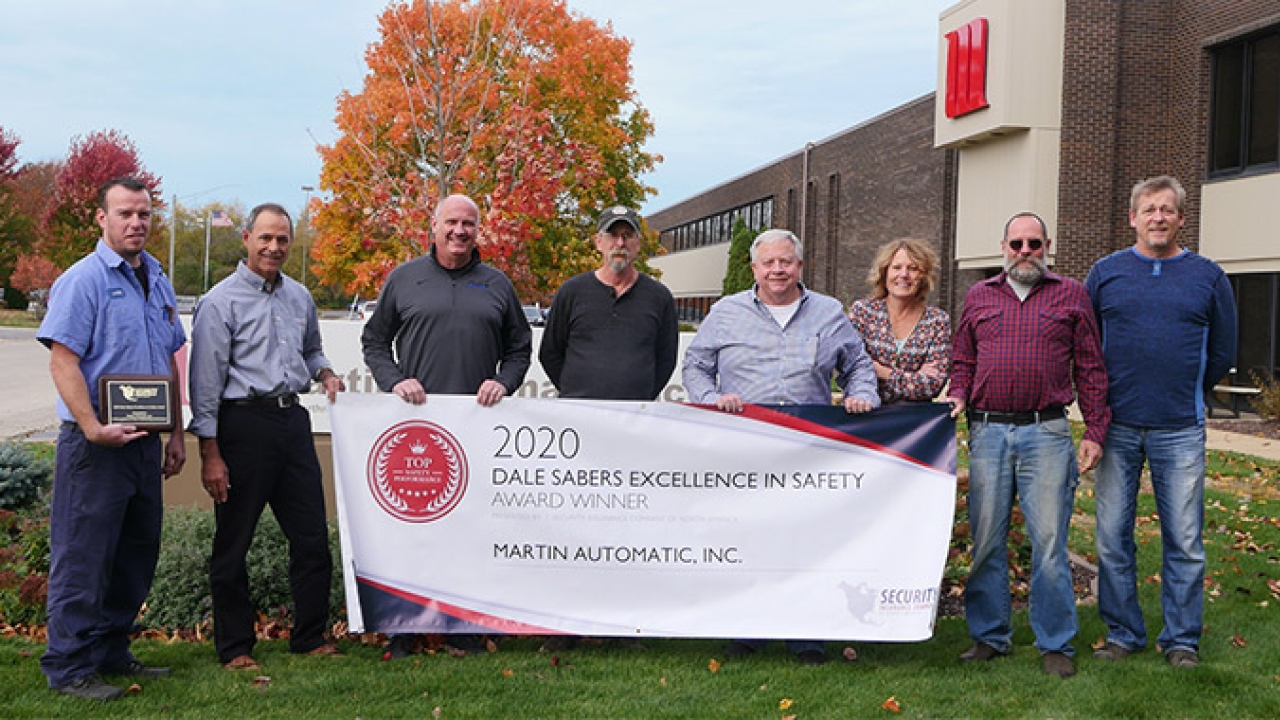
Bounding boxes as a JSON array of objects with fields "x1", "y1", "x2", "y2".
[{"x1": 367, "y1": 421, "x2": 469, "y2": 522}]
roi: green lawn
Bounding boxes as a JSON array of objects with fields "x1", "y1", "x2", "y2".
[{"x1": 2, "y1": 433, "x2": 1277, "y2": 718}]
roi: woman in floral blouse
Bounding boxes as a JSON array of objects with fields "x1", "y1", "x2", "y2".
[{"x1": 848, "y1": 238, "x2": 951, "y2": 404}]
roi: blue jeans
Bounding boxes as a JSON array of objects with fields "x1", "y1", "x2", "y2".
[
  {"x1": 1095, "y1": 423, "x2": 1205, "y2": 655},
  {"x1": 965, "y1": 417, "x2": 1078, "y2": 655}
]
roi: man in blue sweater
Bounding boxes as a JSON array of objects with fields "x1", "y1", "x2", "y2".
[{"x1": 1085, "y1": 175, "x2": 1237, "y2": 669}]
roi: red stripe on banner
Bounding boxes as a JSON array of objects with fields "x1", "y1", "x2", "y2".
[
  {"x1": 690, "y1": 403, "x2": 935, "y2": 470},
  {"x1": 356, "y1": 576, "x2": 566, "y2": 635}
]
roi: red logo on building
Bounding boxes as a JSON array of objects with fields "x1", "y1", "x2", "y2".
[
  {"x1": 944, "y1": 18, "x2": 990, "y2": 119},
  {"x1": 367, "y1": 421, "x2": 469, "y2": 523}
]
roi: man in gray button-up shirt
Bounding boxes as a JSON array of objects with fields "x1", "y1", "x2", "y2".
[
  {"x1": 681, "y1": 228, "x2": 878, "y2": 666},
  {"x1": 187, "y1": 203, "x2": 345, "y2": 671}
]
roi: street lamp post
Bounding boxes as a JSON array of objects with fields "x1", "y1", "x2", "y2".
[{"x1": 300, "y1": 185, "x2": 315, "y2": 287}]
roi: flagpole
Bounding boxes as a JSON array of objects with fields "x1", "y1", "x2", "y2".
[
  {"x1": 169, "y1": 194, "x2": 177, "y2": 278},
  {"x1": 203, "y1": 212, "x2": 211, "y2": 293}
]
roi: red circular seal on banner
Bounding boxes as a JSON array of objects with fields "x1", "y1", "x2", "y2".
[{"x1": 366, "y1": 420, "x2": 469, "y2": 523}]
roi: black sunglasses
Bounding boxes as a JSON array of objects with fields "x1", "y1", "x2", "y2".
[{"x1": 1006, "y1": 238, "x2": 1044, "y2": 252}]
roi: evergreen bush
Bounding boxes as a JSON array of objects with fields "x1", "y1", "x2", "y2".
[
  {"x1": 0, "y1": 442, "x2": 53, "y2": 511},
  {"x1": 144, "y1": 506, "x2": 347, "y2": 632}
]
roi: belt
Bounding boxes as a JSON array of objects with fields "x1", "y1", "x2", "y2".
[
  {"x1": 967, "y1": 406, "x2": 1066, "y2": 425},
  {"x1": 224, "y1": 393, "x2": 299, "y2": 409}
]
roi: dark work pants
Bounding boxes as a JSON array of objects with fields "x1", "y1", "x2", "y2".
[
  {"x1": 41, "y1": 424, "x2": 163, "y2": 687},
  {"x1": 210, "y1": 403, "x2": 332, "y2": 662}
]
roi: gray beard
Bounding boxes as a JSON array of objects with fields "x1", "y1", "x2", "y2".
[{"x1": 1006, "y1": 255, "x2": 1046, "y2": 285}]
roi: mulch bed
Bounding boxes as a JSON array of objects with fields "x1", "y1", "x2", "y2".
[{"x1": 1206, "y1": 416, "x2": 1280, "y2": 442}]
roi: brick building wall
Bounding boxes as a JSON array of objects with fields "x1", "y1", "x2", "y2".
[
  {"x1": 1057, "y1": 0, "x2": 1280, "y2": 280},
  {"x1": 647, "y1": 95, "x2": 958, "y2": 316}
]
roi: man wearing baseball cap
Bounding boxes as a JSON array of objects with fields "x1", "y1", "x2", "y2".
[{"x1": 539, "y1": 205, "x2": 679, "y2": 402}]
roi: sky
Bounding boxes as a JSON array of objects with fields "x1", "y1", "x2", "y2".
[{"x1": 0, "y1": 0, "x2": 950, "y2": 216}]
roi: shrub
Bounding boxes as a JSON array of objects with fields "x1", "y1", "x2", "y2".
[
  {"x1": 0, "y1": 508, "x2": 50, "y2": 626},
  {"x1": 145, "y1": 506, "x2": 347, "y2": 633},
  {"x1": 1249, "y1": 370, "x2": 1280, "y2": 421},
  {"x1": 0, "y1": 442, "x2": 53, "y2": 511}
]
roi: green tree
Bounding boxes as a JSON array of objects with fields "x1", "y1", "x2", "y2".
[{"x1": 722, "y1": 217, "x2": 759, "y2": 296}]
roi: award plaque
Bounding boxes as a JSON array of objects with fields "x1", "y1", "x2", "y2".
[{"x1": 97, "y1": 374, "x2": 175, "y2": 432}]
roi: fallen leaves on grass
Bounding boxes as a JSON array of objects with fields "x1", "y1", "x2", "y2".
[
  {"x1": 1232, "y1": 634, "x2": 1248, "y2": 648},
  {"x1": 125, "y1": 683, "x2": 142, "y2": 695},
  {"x1": 842, "y1": 646, "x2": 858, "y2": 662},
  {"x1": 708, "y1": 658, "x2": 721, "y2": 673},
  {"x1": 882, "y1": 696, "x2": 901, "y2": 713},
  {"x1": 778, "y1": 698, "x2": 793, "y2": 710}
]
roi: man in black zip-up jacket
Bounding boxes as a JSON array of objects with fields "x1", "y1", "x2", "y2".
[
  {"x1": 361, "y1": 194, "x2": 531, "y2": 660},
  {"x1": 362, "y1": 194, "x2": 531, "y2": 404}
]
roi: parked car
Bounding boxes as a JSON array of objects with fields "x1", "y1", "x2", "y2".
[{"x1": 350, "y1": 300, "x2": 377, "y2": 320}]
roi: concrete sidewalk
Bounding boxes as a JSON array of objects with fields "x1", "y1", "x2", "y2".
[
  {"x1": 4, "y1": 322, "x2": 1279, "y2": 461},
  {"x1": 1206, "y1": 427, "x2": 1280, "y2": 462}
]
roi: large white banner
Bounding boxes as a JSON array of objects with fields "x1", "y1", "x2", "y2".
[{"x1": 330, "y1": 394, "x2": 956, "y2": 641}]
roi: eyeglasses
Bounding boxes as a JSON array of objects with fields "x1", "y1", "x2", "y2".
[{"x1": 1006, "y1": 238, "x2": 1044, "y2": 252}]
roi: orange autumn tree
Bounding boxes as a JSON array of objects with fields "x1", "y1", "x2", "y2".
[{"x1": 311, "y1": 0, "x2": 660, "y2": 301}]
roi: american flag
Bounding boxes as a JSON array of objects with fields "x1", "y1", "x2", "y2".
[{"x1": 210, "y1": 210, "x2": 234, "y2": 227}]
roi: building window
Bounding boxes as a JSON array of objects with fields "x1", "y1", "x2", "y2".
[
  {"x1": 1232, "y1": 273, "x2": 1279, "y2": 382},
  {"x1": 1210, "y1": 29, "x2": 1279, "y2": 177},
  {"x1": 661, "y1": 198, "x2": 774, "y2": 253}
]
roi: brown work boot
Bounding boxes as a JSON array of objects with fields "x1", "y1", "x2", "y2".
[{"x1": 1043, "y1": 652, "x2": 1076, "y2": 678}]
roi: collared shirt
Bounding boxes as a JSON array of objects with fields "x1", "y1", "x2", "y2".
[
  {"x1": 37, "y1": 240, "x2": 185, "y2": 422},
  {"x1": 187, "y1": 261, "x2": 331, "y2": 438},
  {"x1": 950, "y1": 271, "x2": 1110, "y2": 443},
  {"x1": 683, "y1": 285, "x2": 880, "y2": 407}
]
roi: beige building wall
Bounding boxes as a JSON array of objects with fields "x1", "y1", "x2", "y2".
[
  {"x1": 937, "y1": 0, "x2": 1066, "y2": 270},
  {"x1": 1201, "y1": 175, "x2": 1280, "y2": 274},
  {"x1": 649, "y1": 243, "x2": 730, "y2": 298}
]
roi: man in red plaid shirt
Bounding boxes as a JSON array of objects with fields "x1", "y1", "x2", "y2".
[{"x1": 948, "y1": 212, "x2": 1110, "y2": 679}]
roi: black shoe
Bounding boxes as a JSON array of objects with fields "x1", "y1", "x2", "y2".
[
  {"x1": 53, "y1": 674, "x2": 124, "y2": 701},
  {"x1": 446, "y1": 633, "x2": 488, "y2": 655},
  {"x1": 959, "y1": 643, "x2": 1007, "y2": 662},
  {"x1": 1093, "y1": 641, "x2": 1132, "y2": 662},
  {"x1": 102, "y1": 660, "x2": 171, "y2": 677},
  {"x1": 796, "y1": 649, "x2": 827, "y2": 666},
  {"x1": 539, "y1": 635, "x2": 579, "y2": 652},
  {"x1": 385, "y1": 634, "x2": 415, "y2": 660},
  {"x1": 723, "y1": 641, "x2": 757, "y2": 659}
]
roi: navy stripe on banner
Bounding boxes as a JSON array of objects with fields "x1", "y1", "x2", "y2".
[{"x1": 742, "y1": 402, "x2": 956, "y2": 474}]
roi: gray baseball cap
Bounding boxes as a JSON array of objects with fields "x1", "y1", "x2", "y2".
[{"x1": 597, "y1": 205, "x2": 641, "y2": 234}]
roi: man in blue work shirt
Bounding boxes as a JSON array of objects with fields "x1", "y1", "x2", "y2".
[{"x1": 38, "y1": 176, "x2": 187, "y2": 701}]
